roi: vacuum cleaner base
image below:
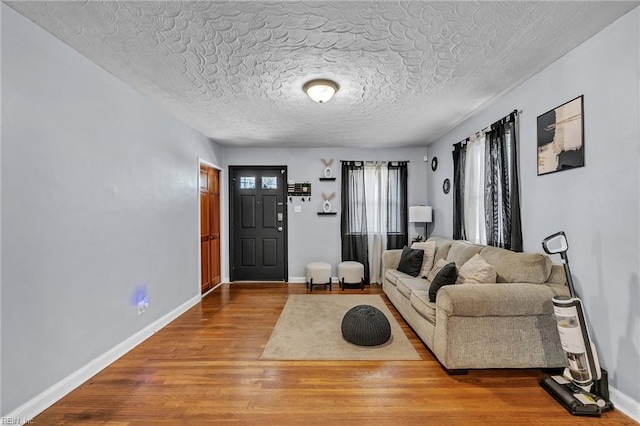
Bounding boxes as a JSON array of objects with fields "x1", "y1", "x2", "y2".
[{"x1": 540, "y1": 374, "x2": 614, "y2": 417}]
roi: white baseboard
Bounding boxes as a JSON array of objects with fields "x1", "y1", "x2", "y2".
[
  {"x1": 4, "y1": 295, "x2": 201, "y2": 424},
  {"x1": 610, "y1": 386, "x2": 640, "y2": 422}
]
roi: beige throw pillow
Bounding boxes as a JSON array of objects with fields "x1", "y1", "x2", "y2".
[
  {"x1": 411, "y1": 241, "x2": 436, "y2": 278},
  {"x1": 457, "y1": 253, "x2": 497, "y2": 284},
  {"x1": 426, "y1": 258, "x2": 450, "y2": 282}
]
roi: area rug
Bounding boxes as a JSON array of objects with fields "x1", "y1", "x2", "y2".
[{"x1": 260, "y1": 295, "x2": 421, "y2": 360}]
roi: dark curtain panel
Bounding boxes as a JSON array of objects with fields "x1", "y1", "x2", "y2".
[
  {"x1": 386, "y1": 162, "x2": 408, "y2": 249},
  {"x1": 484, "y1": 112, "x2": 523, "y2": 251},
  {"x1": 341, "y1": 161, "x2": 370, "y2": 282},
  {"x1": 452, "y1": 142, "x2": 467, "y2": 241}
]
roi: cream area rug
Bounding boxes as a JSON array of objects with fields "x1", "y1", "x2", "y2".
[{"x1": 260, "y1": 295, "x2": 421, "y2": 361}]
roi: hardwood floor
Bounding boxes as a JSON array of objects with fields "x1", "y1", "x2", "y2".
[{"x1": 35, "y1": 283, "x2": 636, "y2": 425}]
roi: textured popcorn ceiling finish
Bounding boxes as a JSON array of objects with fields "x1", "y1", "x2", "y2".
[{"x1": 8, "y1": 1, "x2": 637, "y2": 147}]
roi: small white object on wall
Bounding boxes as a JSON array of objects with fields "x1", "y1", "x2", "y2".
[
  {"x1": 321, "y1": 158, "x2": 334, "y2": 179},
  {"x1": 321, "y1": 192, "x2": 336, "y2": 214}
]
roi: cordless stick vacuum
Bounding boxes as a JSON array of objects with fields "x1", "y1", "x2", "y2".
[{"x1": 540, "y1": 231, "x2": 613, "y2": 416}]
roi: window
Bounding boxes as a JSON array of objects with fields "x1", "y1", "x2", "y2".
[
  {"x1": 240, "y1": 177, "x2": 255, "y2": 189},
  {"x1": 341, "y1": 161, "x2": 408, "y2": 283},
  {"x1": 261, "y1": 176, "x2": 277, "y2": 189},
  {"x1": 453, "y1": 112, "x2": 522, "y2": 251}
]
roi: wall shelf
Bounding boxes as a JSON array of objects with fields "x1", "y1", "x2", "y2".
[
  {"x1": 317, "y1": 212, "x2": 337, "y2": 216},
  {"x1": 319, "y1": 177, "x2": 336, "y2": 181}
]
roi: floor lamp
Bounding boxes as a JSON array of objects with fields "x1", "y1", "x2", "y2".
[{"x1": 409, "y1": 206, "x2": 433, "y2": 242}]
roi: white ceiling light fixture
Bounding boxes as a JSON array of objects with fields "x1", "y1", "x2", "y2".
[{"x1": 303, "y1": 79, "x2": 339, "y2": 103}]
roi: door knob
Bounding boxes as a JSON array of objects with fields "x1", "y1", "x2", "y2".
[{"x1": 278, "y1": 227, "x2": 283, "y2": 232}]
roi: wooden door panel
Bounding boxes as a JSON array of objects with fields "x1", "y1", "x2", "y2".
[
  {"x1": 211, "y1": 237, "x2": 221, "y2": 285},
  {"x1": 200, "y1": 192, "x2": 210, "y2": 237},
  {"x1": 210, "y1": 194, "x2": 220, "y2": 234},
  {"x1": 201, "y1": 241, "x2": 210, "y2": 292},
  {"x1": 241, "y1": 195, "x2": 256, "y2": 228},
  {"x1": 210, "y1": 168, "x2": 219, "y2": 194},
  {"x1": 200, "y1": 168, "x2": 208, "y2": 191},
  {"x1": 263, "y1": 238, "x2": 277, "y2": 266},
  {"x1": 262, "y1": 195, "x2": 277, "y2": 228},
  {"x1": 241, "y1": 239, "x2": 256, "y2": 266}
]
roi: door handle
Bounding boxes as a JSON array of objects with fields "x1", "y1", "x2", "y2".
[{"x1": 278, "y1": 227, "x2": 283, "y2": 232}]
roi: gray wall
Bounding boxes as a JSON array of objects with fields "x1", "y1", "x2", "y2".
[
  {"x1": 427, "y1": 9, "x2": 640, "y2": 406},
  {"x1": 222, "y1": 147, "x2": 429, "y2": 280},
  {"x1": 1, "y1": 5, "x2": 222, "y2": 414}
]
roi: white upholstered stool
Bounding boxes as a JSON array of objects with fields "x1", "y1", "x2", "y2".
[
  {"x1": 338, "y1": 261, "x2": 365, "y2": 290},
  {"x1": 305, "y1": 262, "x2": 332, "y2": 292}
]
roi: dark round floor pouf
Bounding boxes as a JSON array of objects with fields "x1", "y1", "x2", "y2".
[{"x1": 341, "y1": 304, "x2": 391, "y2": 346}]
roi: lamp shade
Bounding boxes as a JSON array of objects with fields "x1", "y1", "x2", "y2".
[{"x1": 409, "y1": 206, "x2": 432, "y2": 223}]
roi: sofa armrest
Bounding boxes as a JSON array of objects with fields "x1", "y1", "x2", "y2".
[
  {"x1": 436, "y1": 283, "x2": 570, "y2": 317},
  {"x1": 382, "y1": 249, "x2": 403, "y2": 270}
]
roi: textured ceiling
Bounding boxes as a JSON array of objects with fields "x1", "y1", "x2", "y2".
[{"x1": 7, "y1": 1, "x2": 639, "y2": 148}]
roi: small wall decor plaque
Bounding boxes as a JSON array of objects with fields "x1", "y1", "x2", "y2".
[
  {"x1": 321, "y1": 158, "x2": 334, "y2": 178},
  {"x1": 321, "y1": 192, "x2": 336, "y2": 213},
  {"x1": 443, "y1": 178, "x2": 450, "y2": 194},
  {"x1": 537, "y1": 95, "x2": 584, "y2": 175}
]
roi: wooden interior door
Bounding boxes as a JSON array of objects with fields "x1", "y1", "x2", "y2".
[{"x1": 200, "y1": 164, "x2": 221, "y2": 294}]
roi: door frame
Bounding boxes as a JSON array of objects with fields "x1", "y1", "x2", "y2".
[
  {"x1": 198, "y1": 158, "x2": 224, "y2": 296},
  {"x1": 228, "y1": 165, "x2": 288, "y2": 282}
]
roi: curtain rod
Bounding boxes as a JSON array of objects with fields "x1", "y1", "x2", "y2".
[{"x1": 453, "y1": 109, "x2": 520, "y2": 147}]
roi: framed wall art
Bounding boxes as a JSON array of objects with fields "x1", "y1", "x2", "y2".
[{"x1": 537, "y1": 95, "x2": 584, "y2": 176}]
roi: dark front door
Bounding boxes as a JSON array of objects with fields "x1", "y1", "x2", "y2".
[{"x1": 229, "y1": 166, "x2": 288, "y2": 281}]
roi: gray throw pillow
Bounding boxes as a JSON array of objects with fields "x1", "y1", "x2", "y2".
[
  {"x1": 396, "y1": 246, "x2": 424, "y2": 277},
  {"x1": 428, "y1": 262, "x2": 458, "y2": 302}
]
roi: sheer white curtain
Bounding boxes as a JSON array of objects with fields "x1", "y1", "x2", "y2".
[
  {"x1": 364, "y1": 162, "x2": 388, "y2": 283},
  {"x1": 464, "y1": 136, "x2": 487, "y2": 245}
]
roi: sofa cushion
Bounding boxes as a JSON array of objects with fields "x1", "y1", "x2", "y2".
[
  {"x1": 385, "y1": 268, "x2": 415, "y2": 286},
  {"x1": 396, "y1": 277, "x2": 429, "y2": 300},
  {"x1": 436, "y1": 283, "x2": 570, "y2": 317},
  {"x1": 457, "y1": 253, "x2": 497, "y2": 284},
  {"x1": 427, "y1": 236, "x2": 453, "y2": 263},
  {"x1": 480, "y1": 246, "x2": 553, "y2": 284},
  {"x1": 428, "y1": 261, "x2": 458, "y2": 302},
  {"x1": 446, "y1": 240, "x2": 485, "y2": 265},
  {"x1": 411, "y1": 241, "x2": 436, "y2": 277},
  {"x1": 426, "y1": 258, "x2": 447, "y2": 282},
  {"x1": 547, "y1": 265, "x2": 567, "y2": 285},
  {"x1": 410, "y1": 290, "x2": 436, "y2": 324},
  {"x1": 397, "y1": 246, "x2": 424, "y2": 277}
]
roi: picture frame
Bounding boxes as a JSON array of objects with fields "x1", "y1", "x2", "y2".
[{"x1": 537, "y1": 95, "x2": 584, "y2": 176}]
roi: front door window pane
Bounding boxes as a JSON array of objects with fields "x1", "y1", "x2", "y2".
[
  {"x1": 262, "y1": 177, "x2": 277, "y2": 189},
  {"x1": 240, "y1": 177, "x2": 255, "y2": 189}
]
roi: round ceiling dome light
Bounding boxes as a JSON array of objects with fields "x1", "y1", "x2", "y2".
[{"x1": 303, "y1": 79, "x2": 339, "y2": 103}]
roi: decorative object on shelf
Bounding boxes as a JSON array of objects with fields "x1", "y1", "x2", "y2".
[
  {"x1": 443, "y1": 178, "x2": 451, "y2": 194},
  {"x1": 537, "y1": 95, "x2": 584, "y2": 176},
  {"x1": 288, "y1": 182, "x2": 312, "y2": 201},
  {"x1": 303, "y1": 79, "x2": 339, "y2": 103},
  {"x1": 321, "y1": 192, "x2": 336, "y2": 213},
  {"x1": 431, "y1": 157, "x2": 438, "y2": 171},
  {"x1": 321, "y1": 158, "x2": 334, "y2": 178},
  {"x1": 409, "y1": 205, "x2": 433, "y2": 241}
]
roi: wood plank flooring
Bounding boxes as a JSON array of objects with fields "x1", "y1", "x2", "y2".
[{"x1": 34, "y1": 283, "x2": 636, "y2": 425}]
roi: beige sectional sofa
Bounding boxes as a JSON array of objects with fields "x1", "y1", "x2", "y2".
[{"x1": 382, "y1": 236, "x2": 570, "y2": 373}]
